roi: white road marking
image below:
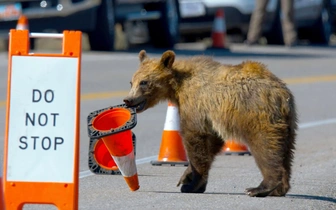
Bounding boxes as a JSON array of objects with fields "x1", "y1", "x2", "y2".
[
  {"x1": 299, "y1": 118, "x2": 336, "y2": 129},
  {"x1": 79, "y1": 118, "x2": 336, "y2": 179},
  {"x1": 79, "y1": 155, "x2": 158, "y2": 179}
]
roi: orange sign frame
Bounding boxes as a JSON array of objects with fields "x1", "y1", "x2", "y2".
[{"x1": 3, "y1": 29, "x2": 81, "y2": 210}]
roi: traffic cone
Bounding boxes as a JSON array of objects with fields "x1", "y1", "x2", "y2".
[
  {"x1": 89, "y1": 138, "x2": 120, "y2": 174},
  {"x1": 151, "y1": 101, "x2": 189, "y2": 166},
  {"x1": 90, "y1": 107, "x2": 139, "y2": 191},
  {"x1": 15, "y1": 14, "x2": 35, "y2": 50},
  {"x1": 0, "y1": 177, "x2": 5, "y2": 210},
  {"x1": 210, "y1": 9, "x2": 228, "y2": 49},
  {"x1": 223, "y1": 140, "x2": 251, "y2": 156},
  {"x1": 88, "y1": 133, "x2": 136, "y2": 175},
  {"x1": 16, "y1": 15, "x2": 29, "y2": 30}
]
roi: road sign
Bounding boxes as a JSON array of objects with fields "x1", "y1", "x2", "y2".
[{"x1": 3, "y1": 29, "x2": 82, "y2": 210}]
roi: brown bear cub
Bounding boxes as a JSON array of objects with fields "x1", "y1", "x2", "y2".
[{"x1": 124, "y1": 50, "x2": 297, "y2": 197}]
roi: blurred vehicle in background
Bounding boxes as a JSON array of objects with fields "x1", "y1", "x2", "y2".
[
  {"x1": 280, "y1": 0, "x2": 334, "y2": 45},
  {"x1": 178, "y1": 0, "x2": 278, "y2": 41},
  {"x1": 179, "y1": 0, "x2": 336, "y2": 45},
  {"x1": 0, "y1": 0, "x2": 180, "y2": 51},
  {"x1": 0, "y1": 0, "x2": 335, "y2": 51},
  {"x1": 332, "y1": 0, "x2": 336, "y2": 32}
]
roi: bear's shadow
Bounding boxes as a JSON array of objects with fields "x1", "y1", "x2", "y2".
[
  {"x1": 146, "y1": 191, "x2": 336, "y2": 203},
  {"x1": 286, "y1": 194, "x2": 336, "y2": 203}
]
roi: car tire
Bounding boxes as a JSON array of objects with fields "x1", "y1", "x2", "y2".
[
  {"x1": 307, "y1": 6, "x2": 331, "y2": 44},
  {"x1": 145, "y1": 0, "x2": 179, "y2": 48},
  {"x1": 88, "y1": 0, "x2": 115, "y2": 51}
]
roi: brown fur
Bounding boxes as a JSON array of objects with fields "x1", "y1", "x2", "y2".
[{"x1": 124, "y1": 50, "x2": 297, "y2": 197}]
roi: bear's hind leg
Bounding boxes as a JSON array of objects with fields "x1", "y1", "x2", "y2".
[
  {"x1": 269, "y1": 142, "x2": 294, "y2": 196},
  {"x1": 180, "y1": 134, "x2": 224, "y2": 193},
  {"x1": 268, "y1": 167, "x2": 290, "y2": 196},
  {"x1": 245, "y1": 142, "x2": 286, "y2": 197}
]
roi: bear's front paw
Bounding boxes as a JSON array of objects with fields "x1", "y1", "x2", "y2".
[
  {"x1": 245, "y1": 187, "x2": 274, "y2": 197},
  {"x1": 245, "y1": 187, "x2": 269, "y2": 197},
  {"x1": 177, "y1": 172, "x2": 193, "y2": 187},
  {"x1": 180, "y1": 183, "x2": 207, "y2": 193},
  {"x1": 245, "y1": 181, "x2": 281, "y2": 197}
]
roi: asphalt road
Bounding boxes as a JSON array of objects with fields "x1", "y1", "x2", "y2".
[{"x1": 0, "y1": 42, "x2": 335, "y2": 210}]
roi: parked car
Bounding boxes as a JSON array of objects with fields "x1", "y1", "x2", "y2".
[
  {"x1": 178, "y1": 0, "x2": 278, "y2": 41},
  {"x1": 0, "y1": 0, "x2": 180, "y2": 51},
  {"x1": 332, "y1": 0, "x2": 336, "y2": 32},
  {"x1": 269, "y1": 0, "x2": 335, "y2": 44},
  {"x1": 178, "y1": 0, "x2": 336, "y2": 45}
]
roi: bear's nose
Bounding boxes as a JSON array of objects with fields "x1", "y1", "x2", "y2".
[{"x1": 123, "y1": 98, "x2": 133, "y2": 106}]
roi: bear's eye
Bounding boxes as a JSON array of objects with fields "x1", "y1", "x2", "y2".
[{"x1": 139, "y1": 81, "x2": 148, "y2": 86}]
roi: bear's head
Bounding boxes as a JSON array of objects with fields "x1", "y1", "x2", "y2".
[{"x1": 124, "y1": 50, "x2": 175, "y2": 113}]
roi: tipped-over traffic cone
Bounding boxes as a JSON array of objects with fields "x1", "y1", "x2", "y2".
[
  {"x1": 88, "y1": 133, "x2": 136, "y2": 175},
  {"x1": 0, "y1": 177, "x2": 5, "y2": 210},
  {"x1": 88, "y1": 105, "x2": 139, "y2": 191},
  {"x1": 210, "y1": 9, "x2": 228, "y2": 49},
  {"x1": 223, "y1": 140, "x2": 251, "y2": 156},
  {"x1": 16, "y1": 15, "x2": 29, "y2": 30},
  {"x1": 88, "y1": 138, "x2": 120, "y2": 175},
  {"x1": 151, "y1": 101, "x2": 189, "y2": 166}
]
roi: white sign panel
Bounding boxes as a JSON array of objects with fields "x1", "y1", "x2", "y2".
[
  {"x1": 179, "y1": 1, "x2": 206, "y2": 18},
  {"x1": 7, "y1": 56, "x2": 79, "y2": 183}
]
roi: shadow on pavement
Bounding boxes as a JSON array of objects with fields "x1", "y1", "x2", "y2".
[
  {"x1": 287, "y1": 194, "x2": 336, "y2": 204},
  {"x1": 148, "y1": 191, "x2": 336, "y2": 203}
]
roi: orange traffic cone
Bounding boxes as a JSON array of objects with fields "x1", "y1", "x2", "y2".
[
  {"x1": 89, "y1": 138, "x2": 120, "y2": 174},
  {"x1": 223, "y1": 140, "x2": 251, "y2": 156},
  {"x1": 210, "y1": 9, "x2": 228, "y2": 49},
  {"x1": 15, "y1": 14, "x2": 35, "y2": 50},
  {"x1": 151, "y1": 101, "x2": 189, "y2": 166},
  {"x1": 0, "y1": 177, "x2": 5, "y2": 210},
  {"x1": 88, "y1": 133, "x2": 136, "y2": 175},
  {"x1": 16, "y1": 15, "x2": 29, "y2": 30},
  {"x1": 89, "y1": 107, "x2": 139, "y2": 191}
]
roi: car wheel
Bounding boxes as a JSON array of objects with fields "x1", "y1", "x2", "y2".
[
  {"x1": 308, "y1": 6, "x2": 331, "y2": 44},
  {"x1": 146, "y1": 0, "x2": 179, "y2": 48},
  {"x1": 88, "y1": 0, "x2": 115, "y2": 51}
]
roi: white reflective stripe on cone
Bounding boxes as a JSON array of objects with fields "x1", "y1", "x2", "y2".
[
  {"x1": 163, "y1": 106, "x2": 180, "y2": 131},
  {"x1": 213, "y1": 18, "x2": 225, "y2": 33},
  {"x1": 112, "y1": 150, "x2": 137, "y2": 177},
  {"x1": 16, "y1": 25, "x2": 28, "y2": 30}
]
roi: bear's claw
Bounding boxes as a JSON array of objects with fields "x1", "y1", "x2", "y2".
[
  {"x1": 177, "y1": 172, "x2": 193, "y2": 187},
  {"x1": 244, "y1": 187, "x2": 270, "y2": 197},
  {"x1": 245, "y1": 183, "x2": 279, "y2": 197}
]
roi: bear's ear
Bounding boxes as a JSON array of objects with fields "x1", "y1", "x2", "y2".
[
  {"x1": 160, "y1": 50, "x2": 175, "y2": 68},
  {"x1": 139, "y1": 50, "x2": 148, "y2": 63}
]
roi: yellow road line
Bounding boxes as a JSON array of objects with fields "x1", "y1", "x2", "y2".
[
  {"x1": 81, "y1": 91, "x2": 129, "y2": 101},
  {"x1": 284, "y1": 74, "x2": 336, "y2": 85},
  {"x1": 0, "y1": 74, "x2": 335, "y2": 108}
]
